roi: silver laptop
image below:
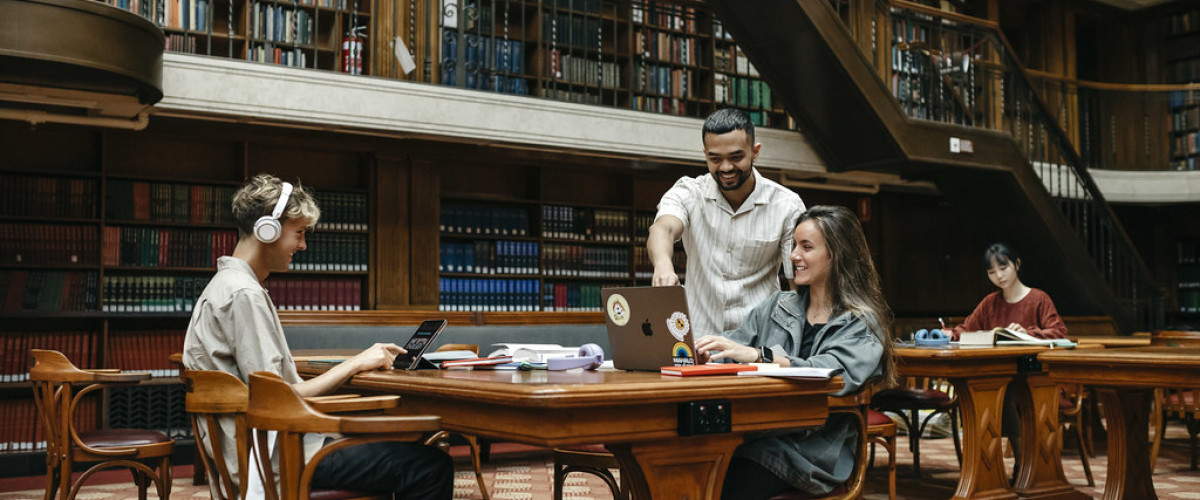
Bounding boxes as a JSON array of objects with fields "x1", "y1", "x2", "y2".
[{"x1": 601, "y1": 286, "x2": 697, "y2": 371}]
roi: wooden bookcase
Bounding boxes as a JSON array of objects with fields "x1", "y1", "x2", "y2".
[
  {"x1": 1166, "y1": 8, "x2": 1200, "y2": 171},
  {"x1": 1178, "y1": 240, "x2": 1200, "y2": 322}
]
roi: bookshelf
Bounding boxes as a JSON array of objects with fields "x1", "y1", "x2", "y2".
[
  {"x1": 94, "y1": 0, "x2": 371, "y2": 73},
  {"x1": 1166, "y1": 8, "x2": 1200, "y2": 171},
  {"x1": 0, "y1": 121, "x2": 374, "y2": 462}
]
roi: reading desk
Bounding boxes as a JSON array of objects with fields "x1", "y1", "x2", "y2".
[
  {"x1": 893, "y1": 345, "x2": 1087, "y2": 500},
  {"x1": 1040, "y1": 347, "x2": 1200, "y2": 500},
  {"x1": 296, "y1": 363, "x2": 842, "y2": 500}
]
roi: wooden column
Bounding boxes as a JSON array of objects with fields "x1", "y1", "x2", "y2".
[
  {"x1": 374, "y1": 155, "x2": 411, "y2": 308},
  {"x1": 410, "y1": 158, "x2": 440, "y2": 306}
]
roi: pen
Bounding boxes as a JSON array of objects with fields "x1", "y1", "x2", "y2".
[{"x1": 938, "y1": 317, "x2": 946, "y2": 330}]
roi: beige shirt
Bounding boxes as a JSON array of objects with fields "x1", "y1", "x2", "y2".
[
  {"x1": 655, "y1": 169, "x2": 804, "y2": 336},
  {"x1": 183, "y1": 256, "x2": 322, "y2": 500}
]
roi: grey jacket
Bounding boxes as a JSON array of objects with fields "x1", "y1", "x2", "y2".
[{"x1": 721, "y1": 289, "x2": 885, "y2": 495}]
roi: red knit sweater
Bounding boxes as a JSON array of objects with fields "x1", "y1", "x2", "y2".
[{"x1": 949, "y1": 288, "x2": 1068, "y2": 340}]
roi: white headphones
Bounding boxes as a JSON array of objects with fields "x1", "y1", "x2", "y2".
[{"x1": 253, "y1": 182, "x2": 293, "y2": 244}]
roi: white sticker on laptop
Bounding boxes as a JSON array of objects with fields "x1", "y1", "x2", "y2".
[
  {"x1": 666, "y1": 311, "x2": 690, "y2": 341},
  {"x1": 607, "y1": 294, "x2": 631, "y2": 326}
]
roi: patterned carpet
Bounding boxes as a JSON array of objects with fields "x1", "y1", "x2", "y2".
[{"x1": 2, "y1": 424, "x2": 1199, "y2": 499}]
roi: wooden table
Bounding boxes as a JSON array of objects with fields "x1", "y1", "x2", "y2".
[
  {"x1": 893, "y1": 345, "x2": 1087, "y2": 500},
  {"x1": 297, "y1": 364, "x2": 842, "y2": 500},
  {"x1": 1040, "y1": 347, "x2": 1200, "y2": 500},
  {"x1": 1071, "y1": 336, "x2": 1151, "y2": 348}
]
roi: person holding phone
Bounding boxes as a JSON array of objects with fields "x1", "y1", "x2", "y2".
[{"x1": 182, "y1": 173, "x2": 453, "y2": 500}]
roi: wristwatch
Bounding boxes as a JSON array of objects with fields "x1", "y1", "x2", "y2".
[{"x1": 758, "y1": 346, "x2": 774, "y2": 363}]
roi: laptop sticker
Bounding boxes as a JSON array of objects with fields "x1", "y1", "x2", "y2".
[
  {"x1": 666, "y1": 311, "x2": 690, "y2": 341},
  {"x1": 607, "y1": 294, "x2": 631, "y2": 326},
  {"x1": 672, "y1": 342, "x2": 696, "y2": 366}
]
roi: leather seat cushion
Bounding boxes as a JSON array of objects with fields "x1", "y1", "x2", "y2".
[
  {"x1": 78, "y1": 429, "x2": 172, "y2": 448},
  {"x1": 767, "y1": 484, "x2": 848, "y2": 500},
  {"x1": 1167, "y1": 391, "x2": 1196, "y2": 407},
  {"x1": 867, "y1": 409, "x2": 894, "y2": 427}
]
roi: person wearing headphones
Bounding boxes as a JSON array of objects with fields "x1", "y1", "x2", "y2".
[
  {"x1": 694, "y1": 205, "x2": 894, "y2": 499},
  {"x1": 182, "y1": 173, "x2": 453, "y2": 500}
]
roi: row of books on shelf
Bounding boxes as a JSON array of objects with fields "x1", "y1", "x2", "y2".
[
  {"x1": 1167, "y1": 59, "x2": 1200, "y2": 84},
  {"x1": 288, "y1": 233, "x2": 368, "y2": 271},
  {"x1": 251, "y1": 2, "x2": 315, "y2": 44},
  {"x1": 631, "y1": 1, "x2": 696, "y2": 33},
  {"x1": 1172, "y1": 107, "x2": 1199, "y2": 132},
  {"x1": 636, "y1": 31, "x2": 698, "y2": 66},
  {"x1": 103, "y1": 227, "x2": 237, "y2": 269},
  {"x1": 551, "y1": 52, "x2": 621, "y2": 88},
  {"x1": 166, "y1": 0, "x2": 209, "y2": 31},
  {"x1": 541, "y1": 282, "x2": 608, "y2": 312},
  {"x1": 715, "y1": 75, "x2": 773, "y2": 110},
  {"x1": 107, "y1": 180, "x2": 236, "y2": 225},
  {"x1": 1, "y1": 224, "x2": 98, "y2": 266},
  {"x1": 106, "y1": 330, "x2": 185, "y2": 377},
  {"x1": 438, "y1": 278, "x2": 540, "y2": 311},
  {"x1": 542, "y1": 13, "x2": 604, "y2": 48},
  {"x1": 443, "y1": 32, "x2": 525, "y2": 76},
  {"x1": 101, "y1": 275, "x2": 209, "y2": 312},
  {"x1": 2, "y1": 271, "x2": 98, "y2": 313},
  {"x1": 892, "y1": 15, "x2": 931, "y2": 45},
  {"x1": 1172, "y1": 132, "x2": 1200, "y2": 157},
  {"x1": 1173, "y1": 157, "x2": 1200, "y2": 171},
  {"x1": 631, "y1": 96, "x2": 688, "y2": 116},
  {"x1": 632, "y1": 246, "x2": 686, "y2": 280},
  {"x1": 440, "y1": 241, "x2": 540, "y2": 275},
  {"x1": 634, "y1": 212, "x2": 654, "y2": 243},
  {"x1": 0, "y1": 331, "x2": 98, "y2": 382},
  {"x1": 636, "y1": 65, "x2": 694, "y2": 99},
  {"x1": 543, "y1": 206, "x2": 631, "y2": 242},
  {"x1": 0, "y1": 174, "x2": 97, "y2": 219},
  {"x1": 1181, "y1": 289, "x2": 1200, "y2": 314},
  {"x1": 714, "y1": 46, "x2": 759, "y2": 77},
  {"x1": 1168, "y1": 8, "x2": 1200, "y2": 35},
  {"x1": 712, "y1": 19, "x2": 732, "y2": 41},
  {"x1": 0, "y1": 398, "x2": 97, "y2": 452},
  {"x1": 313, "y1": 191, "x2": 368, "y2": 231},
  {"x1": 542, "y1": 87, "x2": 604, "y2": 105},
  {"x1": 1168, "y1": 90, "x2": 1199, "y2": 110},
  {"x1": 264, "y1": 276, "x2": 363, "y2": 310},
  {"x1": 544, "y1": 244, "x2": 629, "y2": 278},
  {"x1": 249, "y1": 44, "x2": 309, "y2": 67},
  {"x1": 547, "y1": 0, "x2": 603, "y2": 14},
  {"x1": 166, "y1": 32, "x2": 202, "y2": 54},
  {"x1": 440, "y1": 203, "x2": 530, "y2": 236}
]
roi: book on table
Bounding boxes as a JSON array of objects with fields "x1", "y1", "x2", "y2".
[
  {"x1": 440, "y1": 355, "x2": 514, "y2": 368},
  {"x1": 737, "y1": 366, "x2": 842, "y2": 380},
  {"x1": 958, "y1": 328, "x2": 1076, "y2": 348},
  {"x1": 660, "y1": 364, "x2": 758, "y2": 377}
]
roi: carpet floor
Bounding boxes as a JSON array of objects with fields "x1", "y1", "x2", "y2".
[{"x1": 2, "y1": 424, "x2": 1198, "y2": 499}]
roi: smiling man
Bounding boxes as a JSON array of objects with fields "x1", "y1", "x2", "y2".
[
  {"x1": 647, "y1": 108, "x2": 805, "y2": 336},
  {"x1": 182, "y1": 173, "x2": 452, "y2": 500}
]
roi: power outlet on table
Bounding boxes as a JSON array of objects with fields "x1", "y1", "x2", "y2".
[{"x1": 678, "y1": 400, "x2": 732, "y2": 436}]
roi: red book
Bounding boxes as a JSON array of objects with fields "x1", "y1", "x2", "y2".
[{"x1": 660, "y1": 364, "x2": 758, "y2": 377}]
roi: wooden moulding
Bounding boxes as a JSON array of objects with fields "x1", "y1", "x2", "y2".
[{"x1": 277, "y1": 310, "x2": 605, "y2": 327}]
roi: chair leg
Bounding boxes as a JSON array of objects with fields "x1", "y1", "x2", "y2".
[
  {"x1": 1150, "y1": 389, "x2": 1164, "y2": 472},
  {"x1": 886, "y1": 435, "x2": 897, "y2": 500},
  {"x1": 908, "y1": 409, "x2": 923, "y2": 477},
  {"x1": 553, "y1": 460, "x2": 566, "y2": 500},
  {"x1": 1074, "y1": 422, "x2": 1094, "y2": 487},
  {"x1": 159, "y1": 456, "x2": 173, "y2": 500},
  {"x1": 950, "y1": 408, "x2": 963, "y2": 465},
  {"x1": 466, "y1": 435, "x2": 490, "y2": 500},
  {"x1": 131, "y1": 468, "x2": 150, "y2": 500},
  {"x1": 1187, "y1": 416, "x2": 1200, "y2": 471}
]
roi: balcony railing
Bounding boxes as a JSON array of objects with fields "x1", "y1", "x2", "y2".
[{"x1": 860, "y1": 0, "x2": 1163, "y2": 327}]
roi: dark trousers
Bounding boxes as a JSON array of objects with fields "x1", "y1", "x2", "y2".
[
  {"x1": 312, "y1": 438, "x2": 454, "y2": 500},
  {"x1": 720, "y1": 457, "x2": 794, "y2": 500}
]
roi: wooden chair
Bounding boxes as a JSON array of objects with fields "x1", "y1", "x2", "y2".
[
  {"x1": 766, "y1": 392, "x2": 872, "y2": 500},
  {"x1": 1150, "y1": 330, "x2": 1200, "y2": 471},
  {"x1": 246, "y1": 371, "x2": 443, "y2": 500},
  {"x1": 553, "y1": 445, "x2": 629, "y2": 500},
  {"x1": 434, "y1": 343, "x2": 491, "y2": 499},
  {"x1": 30, "y1": 349, "x2": 174, "y2": 500},
  {"x1": 1058, "y1": 384, "x2": 1094, "y2": 487},
  {"x1": 871, "y1": 376, "x2": 962, "y2": 477},
  {"x1": 866, "y1": 409, "x2": 897, "y2": 500}
]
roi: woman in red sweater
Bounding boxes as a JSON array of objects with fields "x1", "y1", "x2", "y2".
[
  {"x1": 948, "y1": 242, "x2": 1067, "y2": 340},
  {"x1": 947, "y1": 242, "x2": 1067, "y2": 483}
]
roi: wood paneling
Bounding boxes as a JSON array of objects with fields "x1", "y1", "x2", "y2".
[
  {"x1": 410, "y1": 158, "x2": 440, "y2": 305},
  {"x1": 374, "y1": 155, "x2": 411, "y2": 308}
]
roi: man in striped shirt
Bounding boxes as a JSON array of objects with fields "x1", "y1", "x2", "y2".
[{"x1": 648, "y1": 108, "x2": 805, "y2": 337}]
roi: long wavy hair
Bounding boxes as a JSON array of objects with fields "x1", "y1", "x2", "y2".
[{"x1": 795, "y1": 205, "x2": 895, "y2": 387}]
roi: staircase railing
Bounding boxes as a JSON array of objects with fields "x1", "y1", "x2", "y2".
[{"x1": 868, "y1": 0, "x2": 1163, "y2": 328}]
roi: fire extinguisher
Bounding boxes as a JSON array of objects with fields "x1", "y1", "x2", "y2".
[{"x1": 342, "y1": 26, "x2": 367, "y2": 74}]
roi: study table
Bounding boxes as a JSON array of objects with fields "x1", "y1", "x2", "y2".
[
  {"x1": 1039, "y1": 347, "x2": 1200, "y2": 500},
  {"x1": 892, "y1": 345, "x2": 1087, "y2": 500},
  {"x1": 296, "y1": 363, "x2": 843, "y2": 500}
]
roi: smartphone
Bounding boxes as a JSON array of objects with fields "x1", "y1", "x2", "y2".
[{"x1": 392, "y1": 319, "x2": 448, "y2": 370}]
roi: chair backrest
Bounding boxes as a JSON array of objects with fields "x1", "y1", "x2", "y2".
[
  {"x1": 246, "y1": 371, "x2": 441, "y2": 500},
  {"x1": 1151, "y1": 331, "x2": 1200, "y2": 418},
  {"x1": 183, "y1": 369, "x2": 251, "y2": 500},
  {"x1": 824, "y1": 390, "x2": 872, "y2": 500},
  {"x1": 1152, "y1": 330, "x2": 1200, "y2": 347}
]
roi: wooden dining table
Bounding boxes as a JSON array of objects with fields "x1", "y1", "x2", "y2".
[
  {"x1": 1039, "y1": 346, "x2": 1200, "y2": 500},
  {"x1": 297, "y1": 363, "x2": 843, "y2": 500},
  {"x1": 893, "y1": 345, "x2": 1088, "y2": 500}
]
